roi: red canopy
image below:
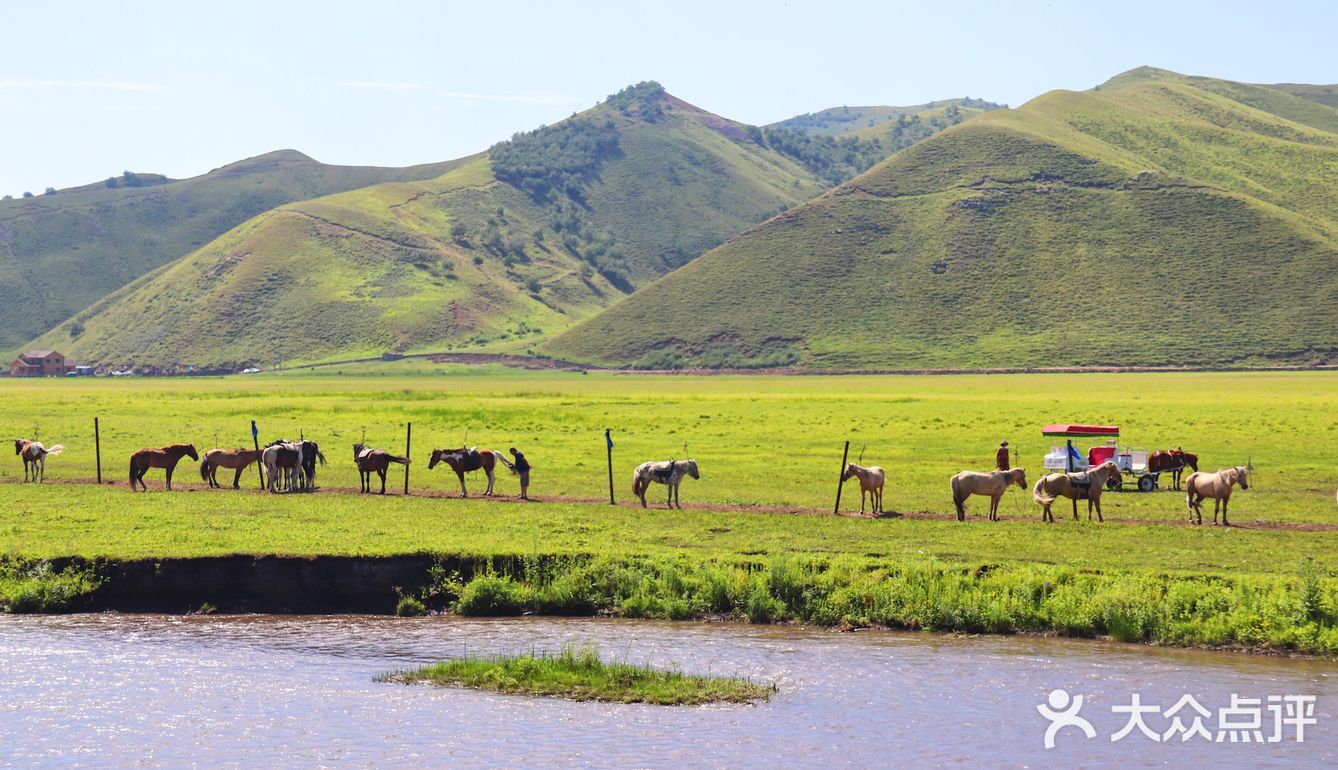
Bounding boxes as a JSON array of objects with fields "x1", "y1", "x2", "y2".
[{"x1": 1041, "y1": 424, "x2": 1120, "y2": 437}]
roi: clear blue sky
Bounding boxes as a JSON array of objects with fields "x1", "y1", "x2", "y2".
[{"x1": 2, "y1": 0, "x2": 1334, "y2": 196}]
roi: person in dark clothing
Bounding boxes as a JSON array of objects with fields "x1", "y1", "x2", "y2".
[
  {"x1": 996, "y1": 441, "x2": 1011, "y2": 472},
  {"x1": 509, "y1": 447, "x2": 531, "y2": 499}
]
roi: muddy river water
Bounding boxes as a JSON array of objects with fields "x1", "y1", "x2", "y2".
[{"x1": 0, "y1": 614, "x2": 1333, "y2": 768}]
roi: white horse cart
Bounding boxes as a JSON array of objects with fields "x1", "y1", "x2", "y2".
[{"x1": 1041, "y1": 424, "x2": 1161, "y2": 492}]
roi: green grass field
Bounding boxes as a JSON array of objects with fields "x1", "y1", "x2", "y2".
[{"x1": 2, "y1": 369, "x2": 1336, "y2": 651}]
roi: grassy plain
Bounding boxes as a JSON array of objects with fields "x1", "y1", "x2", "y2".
[{"x1": 1, "y1": 368, "x2": 1335, "y2": 651}]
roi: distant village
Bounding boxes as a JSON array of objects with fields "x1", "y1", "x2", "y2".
[{"x1": 7, "y1": 350, "x2": 94, "y2": 377}]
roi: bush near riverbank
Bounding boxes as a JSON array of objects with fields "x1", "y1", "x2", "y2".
[
  {"x1": 418, "y1": 554, "x2": 1338, "y2": 655},
  {"x1": 0, "y1": 559, "x2": 101, "y2": 613},
  {"x1": 382, "y1": 643, "x2": 774, "y2": 704}
]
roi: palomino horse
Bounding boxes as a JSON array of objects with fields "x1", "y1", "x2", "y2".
[
  {"x1": 1185, "y1": 466, "x2": 1249, "y2": 526},
  {"x1": 950, "y1": 467, "x2": 1027, "y2": 521},
  {"x1": 632, "y1": 459, "x2": 699, "y2": 508},
  {"x1": 1148, "y1": 448, "x2": 1199, "y2": 490},
  {"x1": 129, "y1": 443, "x2": 199, "y2": 491},
  {"x1": 199, "y1": 448, "x2": 260, "y2": 489},
  {"x1": 15, "y1": 439, "x2": 64, "y2": 483},
  {"x1": 428, "y1": 447, "x2": 514, "y2": 497},
  {"x1": 1032, "y1": 461, "x2": 1121, "y2": 523},
  {"x1": 353, "y1": 443, "x2": 410, "y2": 495},
  {"x1": 841, "y1": 462, "x2": 885, "y2": 515}
]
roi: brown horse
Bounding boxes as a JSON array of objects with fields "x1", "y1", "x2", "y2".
[
  {"x1": 15, "y1": 439, "x2": 65, "y2": 483},
  {"x1": 200, "y1": 448, "x2": 260, "y2": 489},
  {"x1": 129, "y1": 443, "x2": 199, "y2": 491},
  {"x1": 428, "y1": 447, "x2": 513, "y2": 497},
  {"x1": 353, "y1": 443, "x2": 410, "y2": 494},
  {"x1": 1148, "y1": 448, "x2": 1199, "y2": 490},
  {"x1": 1032, "y1": 461, "x2": 1121, "y2": 523},
  {"x1": 951, "y1": 468, "x2": 1027, "y2": 521},
  {"x1": 1185, "y1": 466, "x2": 1249, "y2": 526}
]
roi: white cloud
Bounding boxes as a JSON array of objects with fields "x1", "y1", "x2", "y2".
[
  {"x1": 0, "y1": 78, "x2": 161, "y2": 93},
  {"x1": 347, "y1": 80, "x2": 575, "y2": 106}
]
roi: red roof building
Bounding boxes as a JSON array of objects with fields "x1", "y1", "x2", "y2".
[{"x1": 8, "y1": 350, "x2": 75, "y2": 377}]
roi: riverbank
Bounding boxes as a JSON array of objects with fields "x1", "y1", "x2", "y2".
[{"x1": 6, "y1": 550, "x2": 1335, "y2": 656}]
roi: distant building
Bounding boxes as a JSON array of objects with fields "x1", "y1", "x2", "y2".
[{"x1": 8, "y1": 350, "x2": 76, "y2": 377}]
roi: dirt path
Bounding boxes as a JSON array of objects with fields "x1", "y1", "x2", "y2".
[{"x1": 28, "y1": 477, "x2": 1338, "y2": 532}]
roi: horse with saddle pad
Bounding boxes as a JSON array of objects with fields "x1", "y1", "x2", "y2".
[
  {"x1": 427, "y1": 447, "x2": 514, "y2": 497},
  {"x1": 632, "y1": 459, "x2": 699, "y2": 509},
  {"x1": 1032, "y1": 461, "x2": 1120, "y2": 523},
  {"x1": 15, "y1": 439, "x2": 64, "y2": 483}
]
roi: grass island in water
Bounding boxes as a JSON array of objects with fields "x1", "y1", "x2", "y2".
[{"x1": 381, "y1": 645, "x2": 775, "y2": 705}]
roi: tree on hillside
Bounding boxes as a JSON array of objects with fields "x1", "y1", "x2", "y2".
[
  {"x1": 44, "y1": 187, "x2": 57, "y2": 196},
  {"x1": 22, "y1": 191, "x2": 33, "y2": 198}
]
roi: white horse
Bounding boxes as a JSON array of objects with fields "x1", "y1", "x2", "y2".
[
  {"x1": 15, "y1": 439, "x2": 64, "y2": 483},
  {"x1": 632, "y1": 459, "x2": 699, "y2": 508},
  {"x1": 841, "y1": 462, "x2": 886, "y2": 515},
  {"x1": 950, "y1": 467, "x2": 1027, "y2": 521},
  {"x1": 262, "y1": 441, "x2": 305, "y2": 493},
  {"x1": 1185, "y1": 466, "x2": 1249, "y2": 526}
]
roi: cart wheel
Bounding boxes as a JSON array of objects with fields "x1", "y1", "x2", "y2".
[{"x1": 1138, "y1": 475, "x2": 1155, "y2": 493}]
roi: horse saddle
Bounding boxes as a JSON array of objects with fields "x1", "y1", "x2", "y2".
[
  {"x1": 462, "y1": 449, "x2": 483, "y2": 472},
  {"x1": 1067, "y1": 472, "x2": 1094, "y2": 498},
  {"x1": 651, "y1": 462, "x2": 676, "y2": 482}
]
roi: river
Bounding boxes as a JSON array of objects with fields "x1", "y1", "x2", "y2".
[{"x1": 0, "y1": 615, "x2": 1332, "y2": 768}]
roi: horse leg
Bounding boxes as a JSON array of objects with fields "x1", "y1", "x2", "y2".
[
  {"x1": 1094, "y1": 496, "x2": 1103, "y2": 523},
  {"x1": 1213, "y1": 498, "x2": 1221, "y2": 525},
  {"x1": 165, "y1": 463, "x2": 175, "y2": 491},
  {"x1": 379, "y1": 468, "x2": 387, "y2": 495},
  {"x1": 1221, "y1": 497, "x2": 1230, "y2": 527},
  {"x1": 485, "y1": 467, "x2": 495, "y2": 496},
  {"x1": 1071, "y1": 498, "x2": 1078, "y2": 521},
  {"x1": 667, "y1": 482, "x2": 675, "y2": 509},
  {"x1": 457, "y1": 470, "x2": 468, "y2": 498},
  {"x1": 232, "y1": 467, "x2": 243, "y2": 489}
]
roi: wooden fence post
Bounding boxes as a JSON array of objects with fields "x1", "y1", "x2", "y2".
[
  {"x1": 94, "y1": 417, "x2": 102, "y2": 484},
  {"x1": 834, "y1": 441, "x2": 850, "y2": 515},
  {"x1": 404, "y1": 422, "x2": 412, "y2": 495},
  {"x1": 252, "y1": 420, "x2": 264, "y2": 489}
]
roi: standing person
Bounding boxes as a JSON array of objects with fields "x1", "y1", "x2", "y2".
[
  {"x1": 995, "y1": 441, "x2": 1011, "y2": 471},
  {"x1": 509, "y1": 447, "x2": 531, "y2": 500}
]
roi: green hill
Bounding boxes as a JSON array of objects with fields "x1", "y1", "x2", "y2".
[
  {"x1": 32, "y1": 84, "x2": 838, "y2": 371},
  {"x1": 544, "y1": 70, "x2": 1338, "y2": 370},
  {"x1": 0, "y1": 150, "x2": 465, "y2": 355}
]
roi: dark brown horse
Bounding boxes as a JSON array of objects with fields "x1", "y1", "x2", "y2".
[
  {"x1": 200, "y1": 448, "x2": 260, "y2": 489},
  {"x1": 1148, "y1": 448, "x2": 1199, "y2": 490},
  {"x1": 353, "y1": 443, "x2": 410, "y2": 494},
  {"x1": 129, "y1": 443, "x2": 199, "y2": 491}
]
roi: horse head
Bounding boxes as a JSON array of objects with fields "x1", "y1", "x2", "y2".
[
  {"x1": 353, "y1": 443, "x2": 367, "y2": 462},
  {"x1": 184, "y1": 444, "x2": 199, "y2": 461},
  {"x1": 1183, "y1": 453, "x2": 1199, "y2": 472},
  {"x1": 1099, "y1": 460, "x2": 1121, "y2": 485},
  {"x1": 13, "y1": 439, "x2": 25, "y2": 455},
  {"x1": 686, "y1": 459, "x2": 699, "y2": 480},
  {"x1": 428, "y1": 449, "x2": 443, "y2": 470},
  {"x1": 1235, "y1": 466, "x2": 1249, "y2": 490},
  {"x1": 1012, "y1": 467, "x2": 1028, "y2": 489}
]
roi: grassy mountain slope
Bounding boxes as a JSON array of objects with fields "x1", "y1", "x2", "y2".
[
  {"x1": 545, "y1": 71, "x2": 1338, "y2": 370},
  {"x1": 0, "y1": 150, "x2": 465, "y2": 355},
  {"x1": 32, "y1": 85, "x2": 834, "y2": 370},
  {"x1": 770, "y1": 98, "x2": 1004, "y2": 138}
]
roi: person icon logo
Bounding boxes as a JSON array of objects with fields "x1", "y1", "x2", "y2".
[{"x1": 1037, "y1": 688, "x2": 1097, "y2": 749}]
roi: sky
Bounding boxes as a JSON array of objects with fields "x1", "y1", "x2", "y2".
[{"x1": 2, "y1": 0, "x2": 1335, "y2": 196}]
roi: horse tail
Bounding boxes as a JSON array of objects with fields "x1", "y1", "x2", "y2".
[
  {"x1": 1185, "y1": 474, "x2": 1197, "y2": 510},
  {"x1": 389, "y1": 455, "x2": 411, "y2": 465},
  {"x1": 951, "y1": 475, "x2": 965, "y2": 519},
  {"x1": 631, "y1": 468, "x2": 644, "y2": 498},
  {"x1": 44, "y1": 444, "x2": 64, "y2": 457},
  {"x1": 129, "y1": 455, "x2": 137, "y2": 486},
  {"x1": 200, "y1": 457, "x2": 210, "y2": 481},
  {"x1": 493, "y1": 450, "x2": 516, "y2": 474},
  {"x1": 1033, "y1": 478, "x2": 1055, "y2": 506}
]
